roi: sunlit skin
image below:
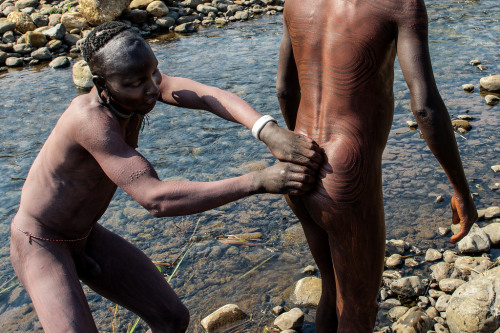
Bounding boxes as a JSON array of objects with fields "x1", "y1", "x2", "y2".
[
  {"x1": 277, "y1": 0, "x2": 477, "y2": 331},
  {"x1": 10, "y1": 31, "x2": 324, "y2": 333}
]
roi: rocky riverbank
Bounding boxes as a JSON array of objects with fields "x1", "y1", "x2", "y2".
[
  {"x1": 0, "y1": 0, "x2": 284, "y2": 71},
  {"x1": 198, "y1": 206, "x2": 500, "y2": 333}
]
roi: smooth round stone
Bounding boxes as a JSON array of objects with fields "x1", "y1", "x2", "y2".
[
  {"x1": 485, "y1": 94, "x2": 499, "y2": 106},
  {"x1": 5, "y1": 56, "x2": 23, "y2": 67},
  {"x1": 461, "y1": 83, "x2": 474, "y2": 92},
  {"x1": 49, "y1": 55, "x2": 69, "y2": 68},
  {"x1": 386, "y1": 254, "x2": 403, "y2": 268},
  {"x1": 425, "y1": 248, "x2": 443, "y2": 262}
]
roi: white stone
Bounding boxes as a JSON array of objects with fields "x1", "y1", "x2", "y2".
[
  {"x1": 485, "y1": 95, "x2": 500, "y2": 106},
  {"x1": 430, "y1": 262, "x2": 453, "y2": 282},
  {"x1": 454, "y1": 256, "x2": 493, "y2": 278},
  {"x1": 435, "y1": 294, "x2": 451, "y2": 312},
  {"x1": 483, "y1": 223, "x2": 500, "y2": 245},
  {"x1": 200, "y1": 304, "x2": 247, "y2": 332},
  {"x1": 388, "y1": 306, "x2": 409, "y2": 322},
  {"x1": 390, "y1": 276, "x2": 424, "y2": 298},
  {"x1": 457, "y1": 224, "x2": 490, "y2": 254},
  {"x1": 480, "y1": 74, "x2": 500, "y2": 92},
  {"x1": 461, "y1": 83, "x2": 474, "y2": 92},
  {"x1": 492, "y1": 166, "x2": 500, "y2": 173},
  {"x1": 147, "y1": 1, "x2": 169, "y2": 17},
  {"x1": 425, "y1": 249, "x2": 443, "y2": 262},
  {"x1": 72, "y1": 60, "x2": 93, "y2": 90},
  {"x1": 438, "y1": 278, "x2": 465, "y2": 294},
  {"x1": 273, "y1": 308, "x2": 304, "y2": 331},
  {"x1": 292, "y1": 277, "x2": 321, "y2": 306},
  {"x1": 386, "y1": 239, "x2": 408, "y2": 256},
  {"x1": 391, "y1": 307, "x2": 433, "y2": 332},
  {"x1": 386, "y1": 254, "x2": 403, "y2": 268},
  {"x1": 446, "y1": 267, "x2": 500, "y2": 333}
]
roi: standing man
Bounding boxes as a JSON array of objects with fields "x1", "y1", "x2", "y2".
[{"x1": 276, "y1": 0, "x2": 477, "y2": 331}]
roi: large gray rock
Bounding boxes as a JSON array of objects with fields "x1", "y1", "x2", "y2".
[
  {"x1": 49, "y1": 56, "x2": 69, "y2": 68},
  {"x1": 457, "y1": 224, "x2": 490, "y2": 254},
  {"x1": 79, "y1": 0, "x2": 131, "y2": 26},
  {"x1": 425, "y1": 248, "x2": 443, "y2": 262},
  {"x1": 72, "y1": 59, "x2": 93, "y2": 89},
  {"x1": 292, "y1": 277, "x2": 321, "y2": 306},
  {"x1": 200, "y1": 304, "x2": 247, "y2": 332},
  {"x1": 483, "y1": 223, "x2": 500, "y2": 245},
  {"x1": 0, "y1": 18, "x2": 16, "y2": 34},
  {"x1": 390, "y1": 276, "x2": 424, "y2": 298},
  {"x1": 386, "y1": 239, "x2": 409, "y2": 256},
  {"x1": 392, "y1": 307, "x2": 434, "y2": 333},
  {"x1": 480, "y1": 75, "x2": 500, "y2": 92},
  {"x1": 446, "y1": 266, "x2": 500, "y2": 333},
  {"x1": 174, "y1": 22, "x2": 197, "y2": 33},
  {"x1": 226, "y1": 4, "x2": 243, "y2": 16},
  {"x1": 31, "y1": 12, "x2": 49, "y2": 27},
  {"x1": 42, "y1": 23, "x2": 66, "y2": 40},
  {"x1": 478, "y1": 206, "x2": 500, "y2": 220},
  {"x1": 12, "y1": 43, "x2": 32, "y2": 55},
  {"x1": 273, "y1": 308, "x2": 304, "y2": 331}
]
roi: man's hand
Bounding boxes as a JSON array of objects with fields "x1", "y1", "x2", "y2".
[
  {"x1": 252, "y1": 162, "x2": 315, "y2": 196},
  {"x1": 450, "y1": 193, "x2": 478, "y2": 244},
  {"x1": 259, "y1": 121, "x2": 323, "y2": 171}
]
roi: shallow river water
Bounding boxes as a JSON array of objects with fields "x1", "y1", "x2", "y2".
[{"x1": 0, "y1": 0, "x2": 499, "y2": 331}]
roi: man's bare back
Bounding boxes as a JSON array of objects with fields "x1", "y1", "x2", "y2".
[
  {"x1": 277, "y1": 0, "x2": 477, "y2": 331},
  {"x1": 10, "y1": 22, "x2": 324, "y2": 333}
]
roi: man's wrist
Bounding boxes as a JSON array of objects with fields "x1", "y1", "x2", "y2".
[
  {"x1": 252, "y1": 115, "x2": 278, "y2": 141},
  {"x1": 257, "y1": 119, "x2": 280, "y2": 145}
]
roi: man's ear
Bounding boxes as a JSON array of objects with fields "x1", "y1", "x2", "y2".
[{"x1": 93, "y1": 75, "x2": 106, "y2": 99}]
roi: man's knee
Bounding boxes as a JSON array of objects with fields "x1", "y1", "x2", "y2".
[{"x1": 148, "y1": 303, "x2": 190, "y2": 333}]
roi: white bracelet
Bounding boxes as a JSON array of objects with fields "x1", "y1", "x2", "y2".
[{"x1": 251, "y1": 115, "x2": 277, "y2": 140}]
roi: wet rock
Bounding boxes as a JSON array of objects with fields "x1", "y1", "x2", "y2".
[
  {"x1": 430, "y1": 262, "x2": 453, "y2": 282},
  {"x1": 469, "y1": 59, "x2": 481, "y2": 66},
  {"x1": 42, "y1": 22, "x2": 65, "y2": 40},
  {"x1": 485, "y1": 95, "x2": 500, "y2": 106},
  {"x1": 386, "y1": 254, "x2": 403, "y2": 268},
  {"x1": 456, "y1": 224, "x2": 490, "y2": 253},
  {"x1": 477, "y1": 64, "x2": 487, "y2": 71},
  {"x1": 382, "y1": 298, "x2": 402, "y2": 307},
  {"x1": 454, "y1": 256, "x2": 493, "y2": 278},
  {"x1": 0, "y1": 17, "x2": 16, "y2": 34},
  {"x1": 491, "y1": 166, "x2": 500, "y2": 174},
  {"x1": 26, "y1": 30, "x2": 46, "y2": 47},
  {"x1": 46, "y1": 39, "x2": 62, "y2": 51},
  {"x1": 461, "y1": 83, "x2": 474, "y2": 92},
  {"x1": 446, "y1": 267, "x2": 500, "y2": 333},
  {"x1": 273, "y1": 307, "x2": 304, "y2": 331},
  {"x1": 79, "y1": 0, "x2": 131, "y2": 26},
  {"x1": 200, "y1": 304, "x2": 247, "y2": 332},
  {"x1": 49, "y1": 55, "x2": 69, "y2": 68},
  {"x1": 302, "y1": 265, "x2": 316, "y2": 275},
  {"x1": 155, "y1": 16, "x2": 175, "y2": 29},
  {"x1": 234, "y1": 10, "x2": 250, "y2": 20},
  {"x1": 5, "y1": 56, "x2": 23, "y2": 66},
  {"x1": 480, "y1": 74, "x2": 500, "y2": 92},
  {"x1": 425, "y1": 249, "x2": 442, "y2": 262},
  {"x1": 483, "y1": 223, "x2": 500, "y2": 245},
  {"x1": 438, "y1": 227, "x2": 450, "y2": 236},
  {"x1": 386, "y1": 239, "x2": 408, "y2": 256},
  {"x1": 147, "y1": 1, "x2": 169, "y2": 17},
  {"x1": 292, "y1": 277, "x2": 321, "y2": 306},
  {"x1": 215, "y1": 17, "x2": 227, "y2": 25},
  {"x1": 122, "y1": 9, "x2": 149, "y2": 24},
  {"x1": 31, "y1": 46, "x2": 51, "y2": 60},
  {"x1": 72, "y1": 59, "x2": 93, "y2": 89},
  {"x1": 388, "y1": 306, "x2": 409, "y2": 322},
  {"x1": 435, "y1": 294, "x2": 451, "y2": 312},
  {"x1": 438, "y1": 278, "x2": 465, "y2": 294},
  {"x1": 457, "y1": 114, "x2": 475, "y2": 121},
  {"x1": 174, "y1": 22, "x2": 197, "y2": 33},
  {"x1": 3, "y1": 30, "x2": 15, "y2": 43},
  {"x1": 0, "y1": 50, "x2": 6, "y2": 64},
  {"x1": 478, "y1": 206, "x2": 500, "y2": 220},
  {"x1": 197, "y1": 4, "x2": 218, "y2": 14},
  {"x1": 63, "y1": 33, "x2": 79, "y2": 46},
  {"x1": 392, "y1": 307, "x2": 433, "y2": 333},
  {"x1": 451, "y1": 119, "x2": 472, "y2": 132},
  {"x1": 390, "y1": 276, "x2": 424, "y2": 298},
  {"x1": 429, "y1": 289, "x2": 446, "y2": 299},
  {"x1": 7, "y1": 11, "x2": 36, "y2": 33},
  {"x1": 61, "y1": 12, "x2": 88, "y2": 31}
]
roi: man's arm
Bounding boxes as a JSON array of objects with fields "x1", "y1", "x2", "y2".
[
  {"x1": 276, "y1": 17, "x2": 301, "y2": 131},
  {"x1": 75, "y1": 109, "x2": 314, "y2": 217},
  {"x1": 396, "y1": 0, "x2": 477, "y2": 243},
  {"x1": 158, "y1": 73, "x2": 322, "y2": 169}
]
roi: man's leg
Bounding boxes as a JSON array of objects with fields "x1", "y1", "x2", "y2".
[
  {"x1": 78, "y1": 224, "x2": 189, "y2": 333},
  {"x1": 10, "y1": 227, "x2": 98, "y2": 333},
  {"x1": 286, "y1": 196, "x2": 339, "y2": 333}
]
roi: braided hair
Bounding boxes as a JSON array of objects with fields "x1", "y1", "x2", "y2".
[{"x1": 82, "y1": 21, "x2": 133, "y2": 64}]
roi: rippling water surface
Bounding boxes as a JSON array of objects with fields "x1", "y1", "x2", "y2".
[{"x1": 0, "y1": 0, "x2": 499, "y2": 331}]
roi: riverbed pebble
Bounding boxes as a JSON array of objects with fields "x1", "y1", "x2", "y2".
[
  {"x1": 273, "y1": 307, "x2": 304, "y2": 331},
  {"x1": 461, "y1": 83, "x2": 474, "y2": 92},
  {"x1": 200, "y1": 304, "x2": 247, "y2": 332},
  {"x1": 392, "y1": 307, "x2": 433, "y2": 332},
  {"x1": 485, "y1": 94, "x2": 500, "y2": 105},
  {"x1": 292, "y1": 277, "x2": 321, "y2": 306},
  {"x1": 480, "y1": 74, "x2": 500, "y2": 92},
  {"x1": 425, "y1": 248, "x2": 443, "y2": 262},
  {"x1": 49, "y1": 55, "x2": 68, "y2": 68}
]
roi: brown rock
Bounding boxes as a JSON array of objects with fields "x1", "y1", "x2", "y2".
[
  {"x1": 79, "y1": 0, "x2": 131, "y2": 26},
  {"x1": 61, "y1": 12, "x2": 88, "y2": 31},
  {"x1": 7, "y1": 12, "x2": 36, "y2": 33},
  {"x1": 26, "y1": 31, "x2": 47, "y2": 47}
]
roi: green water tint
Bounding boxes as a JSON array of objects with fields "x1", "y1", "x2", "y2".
[{"x1": 0, "y1": 0, "x2": 499, "y2": 331}]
